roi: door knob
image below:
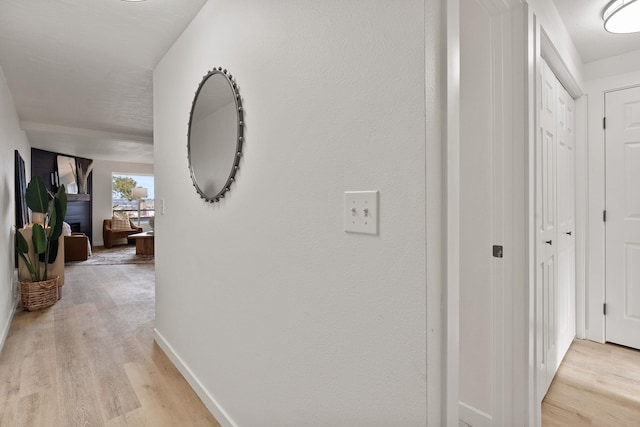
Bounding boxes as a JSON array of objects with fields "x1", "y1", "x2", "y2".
[
  {"x1": 565, "y1": 231, "x2": 572, "y2": 236},
  {"x1": 545, "y1": 240, "x2": 553, "y2": 245}
]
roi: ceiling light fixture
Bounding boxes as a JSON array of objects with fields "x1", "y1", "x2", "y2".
[{"x1": 603, "y1": 0, "x2": 640, "y2": 33}]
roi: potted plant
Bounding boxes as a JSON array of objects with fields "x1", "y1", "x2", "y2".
[{"x1": 15, "y1": 176, "x2": 67, "y2": 310}]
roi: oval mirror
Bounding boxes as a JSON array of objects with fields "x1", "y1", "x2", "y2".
[{"x1": 188, "y1": 68, "x2": 244, "y2": 202}]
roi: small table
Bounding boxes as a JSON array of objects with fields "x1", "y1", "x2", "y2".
[{"x1": 128, "y1": 232, "x2": 154, "y2": 255}]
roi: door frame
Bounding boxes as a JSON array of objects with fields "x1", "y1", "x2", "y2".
[
  {"x1": 445, "y1": 1, "x2": 587, "y2": 425},
  {"x1": 537, "y1": 35, "x2": 585, "y2": 347},
  {"x1": 530, "y1": 22, "x2": 585, "y2": 427},
  {"x1": 445, "y1": 0, "x2": 530, "y2": 425},
  {"x1": 458, "y1": 0, "x2": 521, "y2": 424}
]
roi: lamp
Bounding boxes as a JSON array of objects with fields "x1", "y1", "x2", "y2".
[
  {"x1": 604, "y1": 0, "x2": 640, "y2": 33},
  {"x1": 132, "y1": 187, "x2": 148, "y2": 226}
]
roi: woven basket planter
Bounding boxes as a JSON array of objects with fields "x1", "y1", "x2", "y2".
[{"x1": 20, "y1": 276, "x2": 59, "y2": 311}]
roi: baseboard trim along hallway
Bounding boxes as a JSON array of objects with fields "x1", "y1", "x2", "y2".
[
  {"x1": 154, "y1": 328, "x2": 236, "y2": 427},
  {"x1": 0, "y1": 297, "x2": 18, "y2": 355}
]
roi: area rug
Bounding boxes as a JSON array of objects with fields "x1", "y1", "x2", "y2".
[{"x1": 67, "y1": 245, "x2": 154, "y2": 266}]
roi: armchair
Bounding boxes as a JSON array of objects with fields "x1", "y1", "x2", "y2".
[
  {"x1": 103, "y1": 218, "x2": 142, "y2": 248},
  {"x1": 64, "y1": 232, "x2": 90, "y2": 262}
]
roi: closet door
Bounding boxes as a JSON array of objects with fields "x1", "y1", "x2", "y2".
[
  {"x1": 556, "y1": 84, "x2": 576, "y2": 361},
  {"x1": 536, "y1": 60, "x2": 576, "y2": 401},
  {"x1": 536, "y1": 60, "x2": 559, "y2": 400}
]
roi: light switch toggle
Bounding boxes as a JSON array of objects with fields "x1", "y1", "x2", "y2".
[{"x1": 344, "y1": 191, "x2": 378, "y2": 235}]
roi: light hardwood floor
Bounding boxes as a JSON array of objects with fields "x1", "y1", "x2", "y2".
[
  {"x1": 0, "y1": 263, "x2": 220, "y2": 427},
  {"x1": 543, "y1": 339, "x2": 640, "y2": 426}
]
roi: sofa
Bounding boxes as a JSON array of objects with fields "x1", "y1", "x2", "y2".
[{"x1": 103, "y1": 218, "x2": 142, "y2": 248}]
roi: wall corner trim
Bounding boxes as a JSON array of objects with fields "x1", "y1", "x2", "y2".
[{"x1": 153, "y1": 329, "x2": 237, "y2": 427}]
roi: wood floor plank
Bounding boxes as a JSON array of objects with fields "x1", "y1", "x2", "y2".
[
  {"x1": 543, "y1": 339, "x2": 640, "y2": 426},
  {"x1": 17, "y1": 390, "x2": 60, "y2": 427},
  {"x1": 0, "y1": 260, "x2": 219, "y2": 426},
  {"x1": 57, "y1": 357, "x2": 106, "y2": 426},
  {"x1": 105, "y1": 407, "x2": 154, "y2": 427},
  {"x1": 542, "y1": 400, "x2": 593, "y2": 426},
  {"x1": 17, "y1": 348, "x2": 56, "y2": 399},
  {"x1": 92, "y1": 363, "x2": 141, "y2": 422},
  {"x1": 123, "y1": 360, "x2": 185, "y2": 427},
  {"x1": 0, "y1": 400, "x2": 18, "y2": 426},
  {"x1": 148, "y1": 344, "x2": 221, "y2": 426}
]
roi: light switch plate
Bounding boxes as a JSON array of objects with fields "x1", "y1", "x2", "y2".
[{"x1": 344, "y1": 191, "x2": 378, "y2": 235}]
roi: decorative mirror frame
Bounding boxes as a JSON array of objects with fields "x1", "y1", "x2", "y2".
[{"x1": 187, "y1": 67, "x2": 244, "y2": 203}]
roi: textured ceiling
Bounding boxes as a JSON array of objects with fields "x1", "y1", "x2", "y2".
[
  {"x1": 0, "y1": 0, "x2": 207, "y2": 163},
  {"x1": 553, "y1": 0, "x2": 640, "y2": 63}
]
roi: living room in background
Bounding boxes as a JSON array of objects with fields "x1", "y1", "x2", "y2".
[
  {"x1": 31, "y1": 148, "x2": 94, "y2": 242},
  {"x1": 112, "y1": 173, "x2": 155, "y2": 228}
]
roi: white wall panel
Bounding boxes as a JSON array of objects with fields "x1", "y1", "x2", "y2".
[
  {"x1": 153, "y1": 1, "x2": 429, "y2": 426},
  {"x1": 0, "y1": 65, "x2": 31, "y2": 353}
]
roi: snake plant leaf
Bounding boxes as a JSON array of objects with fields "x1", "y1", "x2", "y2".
[
  {"x1": 47, "y1": 239, "x2": 60, "y2": 264},
  {"x1": 49, "y1": 198, "x2": 64, "y2": 242},
  {"x1": 25, "y1": 176, "x2": 49, "y2": 213},
  {"x1": 17, "y1": 228, "x2": 36, "y2": 279},
  {"x1": 17, "y1": 252, "x2": 36, "y2": 277},
  {"x1": 45, "y1": 191, "x2": 65, "y2": 264},
  {"x1": 31, "y1": 223, "x2": 47, "y2": 255},
  {"x1": 56, "y1": 185, "x2": 67, "y2": 219},
  {"x1": 16, "y1": 230, "x2": 30, "y2": 255}
]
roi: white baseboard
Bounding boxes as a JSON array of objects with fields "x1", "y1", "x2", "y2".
[
  {"x1": 0, "y1": 297, "x2": 18, "y2": 354},
  {"x1": 153, "y1": 328, "x2": 236, "y2": 427},
  {"x1": 459, "y1": 401, "x2": 492, "y2": 427}
]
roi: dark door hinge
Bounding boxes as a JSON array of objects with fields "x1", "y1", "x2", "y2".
[
  {"x1": 604, "y1": 303, "x2": 607, "y2": 315},
  {"x1": 603, "y1": 210, "x2": 607, "y2": 222},
  {"x1": 603, "y1": 117, "x2": 606, "y2": 129}
]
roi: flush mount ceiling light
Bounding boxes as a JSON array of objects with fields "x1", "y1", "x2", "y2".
[{"x1": 603, "y1": 0, "x2": 640, "y2": 33}]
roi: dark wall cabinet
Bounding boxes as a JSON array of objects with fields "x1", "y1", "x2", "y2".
[{"x1": 31, "y1": 148, "x2": 93, "y2": 242}]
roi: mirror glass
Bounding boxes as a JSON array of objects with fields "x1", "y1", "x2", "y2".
[
  {"x1": 56, "y1": 155, "x2": 78, "y2": 194},
  {"x1": 188, "y1": 68, "x2": 243, "y2": 202}
]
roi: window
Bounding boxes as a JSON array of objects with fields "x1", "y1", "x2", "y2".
[{"x1": 112, "y1": 174, "x2": 155, "y2": 225}]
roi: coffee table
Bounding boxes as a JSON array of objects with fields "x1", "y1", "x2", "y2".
[{"x1": 128, "y1": 231, "x2": 154, "y2": 255}]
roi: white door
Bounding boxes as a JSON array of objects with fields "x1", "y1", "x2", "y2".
[
  {"x1": 536, "y1": 60, "x2": 576, "y2": 402},
  {"x1": 605, "y1": 86, "x2": 640, "y2": 350},
  {"x1": 556, "y1": 84, "x2": 576, "y2": 360},
  {"x1": 536, "y1": 60, "x2": 558, "y2": 401}
]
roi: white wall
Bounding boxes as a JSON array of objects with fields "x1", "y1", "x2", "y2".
[
  {"x1": 153, "y1": 1, "x2": 429, "y2": 426},
  {"x1": 92, "y1": 159, "x2": 154, "y2": 246},
  {"x1": 0, "y1": 65, "x2": 31, "y2": 351},
  {"x1": 584, "y1": 49, "x2": 640, "y2": 82}
]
